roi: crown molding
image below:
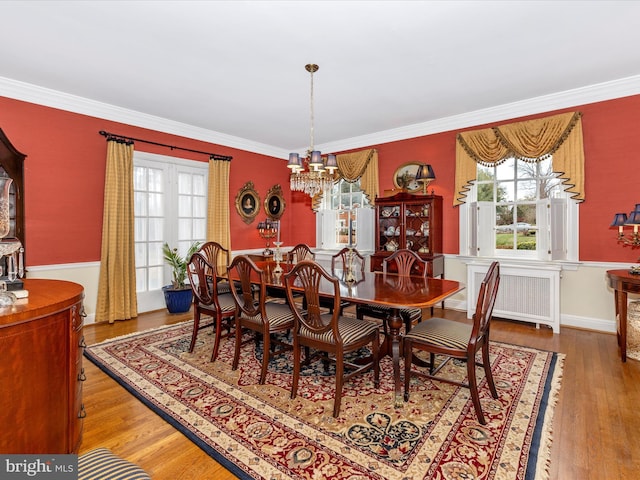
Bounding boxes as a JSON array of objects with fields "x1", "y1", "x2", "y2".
[
  {"x1": 2, "y1": 74, "x2": 639, "y2": 160},
  {"x1": 0, "y1": 76, "x2": 289, "y2": 159},
  {"x1": 317, "y1": 75, "x2": 640, "y2": 153}
]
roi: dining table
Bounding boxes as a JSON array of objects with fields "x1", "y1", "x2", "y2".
[{"x1": 228, "y1": 258, "x2": 465, "y2": 405}]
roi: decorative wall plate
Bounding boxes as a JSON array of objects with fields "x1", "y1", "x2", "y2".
[{"x1": 393, "y1": 161, "x2": 427, "y2": 193}]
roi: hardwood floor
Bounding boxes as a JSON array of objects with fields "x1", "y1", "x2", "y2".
[{"x1": 79, "y1": 308, "x2": 640, "y2": 479}]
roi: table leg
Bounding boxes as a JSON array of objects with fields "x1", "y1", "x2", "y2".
[
  {"x1": 617, "y1": 290, "x2": 628, "y2": 362},
  {"x1": 386, "y1": 308, "x2": 403, "y2": 407}
]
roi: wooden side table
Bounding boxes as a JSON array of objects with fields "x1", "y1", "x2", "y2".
[
  {"x1": 606, "y1": 269, "x2": 640, "y2": 362},
  {"x1": 0, "y1": 279, "x2": 85, "y2": 453}
]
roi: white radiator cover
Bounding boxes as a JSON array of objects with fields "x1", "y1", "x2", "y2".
[{"x1": 466, "y1": 262, "x2": 561, "y2": 334}]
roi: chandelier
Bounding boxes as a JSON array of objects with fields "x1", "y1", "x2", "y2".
[{"x1": 287, "y1": 64, "x2": 337, "y2": 197}]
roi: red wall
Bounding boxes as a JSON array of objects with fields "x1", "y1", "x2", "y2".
[
  {"x1": 1, "y1": 93, "x2": 639, "y2": 266},
  {"x1": 360, "y1": 94, "x2": 640, "y2": 262},
  {"x1": 0, "y1": 96, "x2": 292, "y2": 265}
]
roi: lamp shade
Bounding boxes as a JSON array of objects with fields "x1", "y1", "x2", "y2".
[
  {"x1": 325, "y1": 154, "x2": 337, "y2": 172},
  {"x1": 309, "y1": 150, "x2": 323, "y2": 169},
  {"x1": 287, "y1": 153, "x2": 301, "y2": 170},
  {"x1": 626, "y1": 210, "x2": 640, "y2": 225},
  {"x1": 611, "y1": 213, "x2": 628, "y2": 227},
  {"x1": 416, "y1": 164, "x2": 436, "y2": 181}
]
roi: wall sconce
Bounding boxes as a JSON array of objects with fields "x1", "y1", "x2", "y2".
[
  {"x1": 415, "y1": 164, "x2": 436, "y2": 194},
  {"x1": 611, "y1": 204, "x2": 640, "y2": 246},
  {"x1": 257, "y1": 219, "x2": 279, "y2": 255}
]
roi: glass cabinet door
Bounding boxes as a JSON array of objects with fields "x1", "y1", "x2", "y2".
[
  {"x1": 377, "y1": 203, "x2": 401, "y2": 253},
  {"x1": 404, "y1": 201, "x2": 431, "y2": 254}
]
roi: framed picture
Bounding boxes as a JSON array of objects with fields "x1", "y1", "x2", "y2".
[
  {"x1": 235, "y1": 181, "x2": 260, "y2": 224},
  {"x1": 393, "y1": 161, "x2": 426, "y2": 193},
  {"x1": 264, "y1": 184, "x2": 285, "y2": 221}
]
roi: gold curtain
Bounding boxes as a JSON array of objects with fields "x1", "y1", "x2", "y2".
[
  {"x1": 336, "y1": 148, "x2": 379, "y2": 203},
  {"x1": 310, "y1": 149, "x2": 379, "y2": 211},
  {"x1": 95, "y1": 139, "x2": 138, "y2": 323},
  {"x1": 454, "y1": 111, "x2": 584, "y2": 205},
  {"x1": 206, "y1": 158, "x2": 231, "y2": 272}
]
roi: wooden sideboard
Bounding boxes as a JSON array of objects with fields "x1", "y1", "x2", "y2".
[
  {"x1": 0, "y1": 279, "x2": 85, "y2": 453},
  {"x1": 606, "y1": 269, "x2": 640, "y2": 362}
]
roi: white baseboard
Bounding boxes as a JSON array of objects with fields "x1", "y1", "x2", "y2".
[{"x1": 560, "y1": 313, "x2": 616, "y2": 334}]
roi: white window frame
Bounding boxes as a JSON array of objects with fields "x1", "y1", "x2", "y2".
[
  {"x1": 459, "y1": 165, "x2": 579, "y2": 265},
  {"x1": 134, "y1": 151, "x2": 208, "y2": 312},
  {"x1": 315, "y1": 179, "x2": 374, "y2": 252}
]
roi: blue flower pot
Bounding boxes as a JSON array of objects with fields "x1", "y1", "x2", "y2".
[{"x1": 162, "y1": 286, "x2": 193, "y2": 314}]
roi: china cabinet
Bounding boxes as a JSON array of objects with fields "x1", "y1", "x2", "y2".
[
  {"x1": 0, "y1": 129, "x2": 26, "y2": 287},
  {"x1": 371, "y1": 192, "x2": 444, "y2": 277}
]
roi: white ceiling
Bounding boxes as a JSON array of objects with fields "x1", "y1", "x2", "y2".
[{"x1": 2, "y1": 0, "x2": 640, "y2": 158}]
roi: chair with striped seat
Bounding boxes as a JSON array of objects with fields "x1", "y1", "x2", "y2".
[
  {"x1": 187, "y1": 251, "x2": 236, "y2": 360},
  {"x1": 229, "y1": 255, "x2": 295, "y2": 384},
  {"x1": 78, "y1": 448, "x2": 151, "y2": 480},
  {"x1": 285, "y1": 260, "x2": 380, "y2": 417},
  {"x1": 403, "y1": 261, "x2": 500, "y2": 425},
  {"x1": 356, "y1": 249, "x2": 427, "y2": 333},
  {"x1": 198, "y1": 241, "x2": 232, "y2": 295}
]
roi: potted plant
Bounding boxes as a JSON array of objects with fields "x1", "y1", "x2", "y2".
[{"x1": 162, "y1": 241, "x2": 201, "y2": 313}]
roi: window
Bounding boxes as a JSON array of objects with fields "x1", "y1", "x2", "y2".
[
  {"x1": 460, "y1": 156, "x2": 579, "y2": 262},
  {"x1": 134, "y1": 151, "x2": 207, "y2": 311},
  {"x1": 316, "y1": 179, "x2": 374, "y2": 251}
]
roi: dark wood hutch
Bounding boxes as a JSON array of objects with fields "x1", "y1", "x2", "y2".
[
  {"x1": 0, "y1": 128, "x2": 25, "y2": 249},
  {"x1": 371, "y1": 191, "x2": 444, "y2": 277}
]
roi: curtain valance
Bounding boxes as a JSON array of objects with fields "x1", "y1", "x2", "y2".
[
  {"x1": 312, "y1": 148, "x2": 379, "y2": 210},
  {"x1": 454, "y1": 111, "x2": 584, "y2": 205}
]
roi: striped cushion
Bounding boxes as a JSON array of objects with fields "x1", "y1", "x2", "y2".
[
  {"x1": 242, "y1": 302, "x2": 295, "y2": 328},
  {"x1": 404, "y1": 317, "x2": 471, "y2": 350},
  {"x1": 217, "y1": 280, "x2": 232, "y2": 295},
  {"x1": 79, "y1": 448, "x2": 151, "y2": 480},
  {"x1": 217, "y1": 292, "x2": 237, "y2": 312},
  {"x1": 300, "y1": 315, "x2": 379, "y2": 346}
]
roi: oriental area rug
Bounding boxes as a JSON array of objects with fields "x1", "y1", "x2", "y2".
[{"x1": 84, "y1": 320, "x2": 564, "y2": 480}]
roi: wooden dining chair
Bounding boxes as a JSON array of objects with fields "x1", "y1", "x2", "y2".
[
  {"x1": 186, "y1": 251, "x2": 236, "y2": 360},
  {"x1": 287, "y1": 243, "x2": 315, "y2": 264},
  {"x1": 331, "y1": 246, "x2": 365, "y2": 275},
  {"x1": 325, "y1": 247, "x2": 366, "y2": 315},
  {"x1": 228, "y1": 255, "x2": 295, "y2": 384},
  {"x1": 403, "y1": 261, "x2": 500, "y2": 425},
  {"x1": 268, "y1": 243, "x2": 316, "y2": 302},
  {"x1": 198, "y1": 241, "x2": 232, "y2": 295},
  {"x1": 356, "y1": 249, "x2": 427, "y2": 333},
  {"x1": 284, "y1": 260, "x2": 380, "y2": 417}
]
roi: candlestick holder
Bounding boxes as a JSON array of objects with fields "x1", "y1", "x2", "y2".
[
  {"x1": 257, "y1": 219, "x2": 278, "y2": 255},
  {"x1": 345, "y1": 244, "x2": 357, "y2": 283},
  {"x1": 273, "y1": 241, "x2": 284, "y2": 274}
]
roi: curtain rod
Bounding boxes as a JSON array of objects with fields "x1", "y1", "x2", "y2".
[{"x1": 98, "y1": 130, "x2": 232, "y2": 161}]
